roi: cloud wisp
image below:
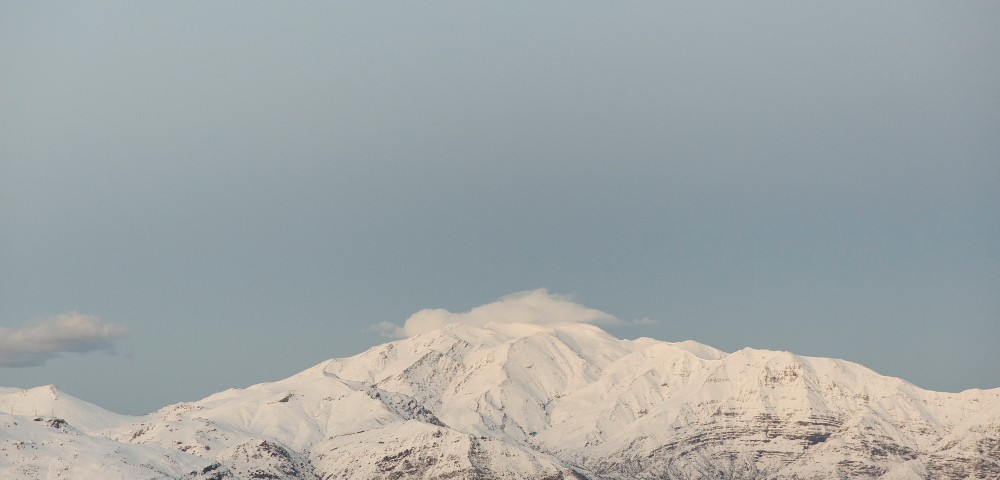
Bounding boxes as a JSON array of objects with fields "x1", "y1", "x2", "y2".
[
  {"x1": 373, "y1": 289, "x2": 626, "y2": 338},
  {"x1": 0, "y1": 312, "x2": 127, "y2": 367}
]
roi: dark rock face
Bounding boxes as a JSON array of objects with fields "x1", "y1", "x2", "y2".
[{"x1": 225, "y1": 440, "x2": 319, "y2": 480}]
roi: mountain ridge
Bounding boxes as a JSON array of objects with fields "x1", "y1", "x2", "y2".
[{"x1": 2, "y1": 321, "x2": 997, "y2": 479}]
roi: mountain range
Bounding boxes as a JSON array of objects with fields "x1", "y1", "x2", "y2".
[{"x1": 2, "y1": 321, "x2": 997, "y2": 479}]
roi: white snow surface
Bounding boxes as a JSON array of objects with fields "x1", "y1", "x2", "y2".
[
  {"x1": 0, "y1": 385, "x2": 133, "y2": 433},
  {"x1": 2, "y1": 321, "x2": 998, "y2": 479}
]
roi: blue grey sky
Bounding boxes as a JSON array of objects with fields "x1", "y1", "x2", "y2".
[{"x1": 2, "y1": 2, "x2": 998, "y2": 415}]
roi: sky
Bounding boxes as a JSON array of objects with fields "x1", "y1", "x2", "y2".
[{"x1": 1, "y1": 2, "x2": 998, "y2": 415}]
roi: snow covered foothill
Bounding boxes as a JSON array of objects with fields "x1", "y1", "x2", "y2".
[
  {"x1": 0, "y1": 385, "x2": 133, "y2": 434},
  {"x1": 0, "y1": 412, "x2": 229, "y2": 480}
]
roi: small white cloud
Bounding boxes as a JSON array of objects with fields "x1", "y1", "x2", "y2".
[
  {"x1": 0, "y1": 312, "x2": 127, "y2": 367},
  {"x1": 631, "y1": 317, "x2": 659, "y2": 325},
  {"x1": 375, "y1": 289, "x2": 621, "y2": 338},
  {"x1": 370, "y1": 321, "x2": 403, "y2": 338}
]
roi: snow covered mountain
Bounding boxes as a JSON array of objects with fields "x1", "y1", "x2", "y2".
[
  {"x1": 3, "y1": 321, "x2": 998, "y2": 479},
  {"x1": 0, "y1": 386, "x2": 226, "y2": 480}
]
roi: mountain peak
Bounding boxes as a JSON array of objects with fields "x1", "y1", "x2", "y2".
[{"x1": 436, "y1": 319, "x2": 618, "y2": 343}]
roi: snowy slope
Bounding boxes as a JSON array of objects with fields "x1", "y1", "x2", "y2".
[
  {"x1": 3, "y1": 321, "x2": 998, "y2": 479},
  {"x1": 106, "y1": 348, "x2": 586, "y2": 480},
  {"x1": 0, "y1": 385, "x2": 133, "y2": 433},
  {"x1": 323, "y1": 322, "x2": 1000, "y2": 478},
  {"x1": 0, "y1": 413, "x2": 230, "y2": 480}
]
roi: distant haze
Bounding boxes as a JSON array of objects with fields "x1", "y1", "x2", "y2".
[{"x1": 1, "y1": 2, "x2": 997, "y2": 414}]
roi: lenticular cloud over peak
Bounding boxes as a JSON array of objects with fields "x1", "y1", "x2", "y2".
[{"x1": 374, "y1": 289, "x2": 620, "y2": 338}]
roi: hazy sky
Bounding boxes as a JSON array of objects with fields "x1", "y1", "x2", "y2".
[{"x1": 2, "y1": 2, "x2": 998, "y2": 415}]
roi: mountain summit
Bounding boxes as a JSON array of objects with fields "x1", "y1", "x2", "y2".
[{"x1": 2, "y1": 320, "x2": 998, "y2": 479}]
